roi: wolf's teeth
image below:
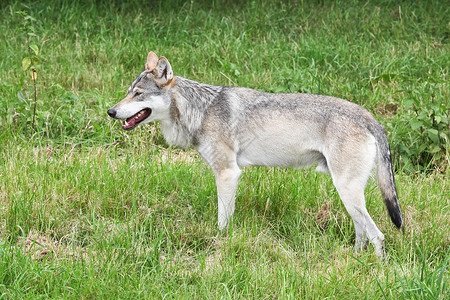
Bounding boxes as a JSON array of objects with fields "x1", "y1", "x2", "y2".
[{"x1": 124, "y1": 121, "x2": 129, "y2": 127}]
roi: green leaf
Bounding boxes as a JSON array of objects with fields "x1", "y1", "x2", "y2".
[
  {"x1": 418, "y1": 111, "x2": 429, "y2": 121},
  {"x1": 404, "y1": 99, "x2": 414, "y2": 109},
  {"x1": 22, "y1": 57, "x2": 31, "y2": 71},
  {"x1": 427, "y1": 128, "x2": 439, "y2": 135},
  {"x1": 427, "y1": 145, "x2": 441, "y2": 154},
  {"x1": 430, "y1": 102, "x2": 440, "y2": 112},
  {"x1": 426, "y1": 129, "x2": 439, "y2": 144},
  {"x1": 30, "y1": 44, "x2": 39, "y2": 56},
  {"x1": 409, "y1": 119, "x2": 422, "y2": 130},
  {"x1": 418, "y1": 143, "x2": 427, "y2": 153},
  {"x1": 400, "y1": 145, "x2": 411, "y2": 155},
  {"x1": 24, "y1": 15, "x2": 37, "y2": 21}
]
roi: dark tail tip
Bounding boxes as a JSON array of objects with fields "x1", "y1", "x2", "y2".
[{"x1": 385, "y1": 198, "x2": 403, "y2": 229}]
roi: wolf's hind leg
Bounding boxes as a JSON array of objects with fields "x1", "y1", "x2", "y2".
[
  {"x1": 326, "y1": 134, "x2": 385, "y2": 257},
  {"x1": 332, "y1": 178, "x2": 385, "y2": 257}
]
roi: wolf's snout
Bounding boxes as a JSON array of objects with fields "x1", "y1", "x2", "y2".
[{"x1": 107, "y1": 108, "x2": 117, "y2": 118}]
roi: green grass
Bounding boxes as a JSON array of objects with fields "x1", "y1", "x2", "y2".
[{"x1": 0, "y1": 0, "x2": 449, "y2": 298}]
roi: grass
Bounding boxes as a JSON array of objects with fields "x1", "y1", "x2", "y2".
[{"x1": 0, "y1": 0, "x2": 449, "y2": 298}]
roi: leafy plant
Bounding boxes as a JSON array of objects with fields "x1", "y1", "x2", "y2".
[
  {"x1": 388, "y1": 84, "x2": 449, "y2": 173},
  {"x1": 17, "y1": 8, "x2": 40, "y2": 131}
]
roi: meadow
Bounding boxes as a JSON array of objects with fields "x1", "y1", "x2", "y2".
[{"x1": 0, "y1": 0, "x2": 448, "y2": 298}]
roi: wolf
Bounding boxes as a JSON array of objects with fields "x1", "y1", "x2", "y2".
[{"x1": 107, "y1": 51, "x2": 403, "y2": 257}]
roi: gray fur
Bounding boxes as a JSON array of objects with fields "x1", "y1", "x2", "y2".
[{"x1": 108, "y1": 53, "x2": 403, "y2": 257}]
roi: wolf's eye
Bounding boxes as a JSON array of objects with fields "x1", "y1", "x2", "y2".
[{"x1": 135, "y1": 91, "x2": 142, "y2": 96}]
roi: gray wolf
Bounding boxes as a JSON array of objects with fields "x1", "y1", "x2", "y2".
[{"x1": 107, "y1": 51, "x2": 403, "y2": 257}]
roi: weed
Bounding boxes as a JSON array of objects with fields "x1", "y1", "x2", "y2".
[
  {"x1": 16, "y1": 7, "x2": 41, "y2": 131},
  {"x1": 387, "y1": 83, "x2": 449, "y2": 173}
]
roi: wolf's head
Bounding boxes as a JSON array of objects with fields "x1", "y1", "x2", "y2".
[{"x1": 107, "y1": 52, "x2": 174, "y2": 130}]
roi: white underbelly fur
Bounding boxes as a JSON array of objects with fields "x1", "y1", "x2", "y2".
[{"x1": 236, "y1": 137, "x2": 324, "y2": 169}]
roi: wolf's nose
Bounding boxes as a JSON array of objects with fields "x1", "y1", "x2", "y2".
[{"x1": 107, "y1": 108, "x2": 117, "y2": 118}]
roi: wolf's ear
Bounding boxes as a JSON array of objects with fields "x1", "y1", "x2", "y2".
[
  {"x1": 145, "y1": 51, "x2": 159, "y2": 70},
  {"x1": 153, "y1": 56, "x2": 173, "y2": 87}
]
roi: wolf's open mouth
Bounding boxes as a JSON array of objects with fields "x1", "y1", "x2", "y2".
[{"x1": 122, "y1": 108, "x2": 152, "y2": 130}]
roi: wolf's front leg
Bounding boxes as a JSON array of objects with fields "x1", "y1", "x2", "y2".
[{"x1": 215, "y1": 166, "x2": 242, "y2": 230}]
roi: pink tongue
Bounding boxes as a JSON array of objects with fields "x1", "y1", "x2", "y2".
[
  {"x1": 122, "y1": 109, "x2": 151, "y2": 130},
  {"x1": 122, "y1": 116, "x2": 137, "y2": 130}
]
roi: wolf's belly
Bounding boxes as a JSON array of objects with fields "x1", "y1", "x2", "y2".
[{"x1": 236, "y1": 140, "x2": 325, "y2": 169}]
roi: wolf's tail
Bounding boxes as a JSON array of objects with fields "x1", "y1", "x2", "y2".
[{"x1": 372, "y1": 124, "x2": 403, "y2": 230}]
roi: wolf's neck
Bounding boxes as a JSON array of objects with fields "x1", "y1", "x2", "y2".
[{"x1": 161, "y1": 76, "x2": 223, "y2": 148}]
